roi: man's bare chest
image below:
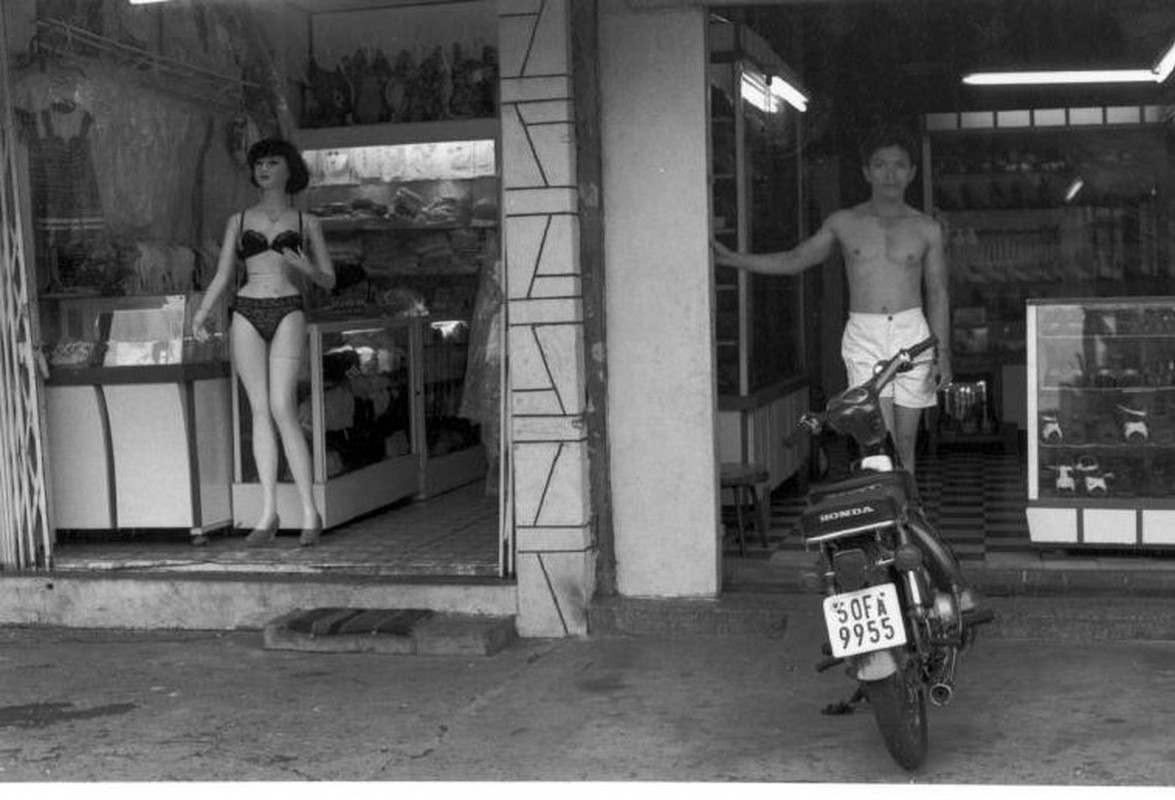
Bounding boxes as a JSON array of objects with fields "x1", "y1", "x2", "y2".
[{"x1": 839, "y1": 222, "x2": 927, "y2": 269}]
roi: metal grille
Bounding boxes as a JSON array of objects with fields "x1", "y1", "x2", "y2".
[{"x1": 0, "y1": 4, "x2": 52, "y2": 570}]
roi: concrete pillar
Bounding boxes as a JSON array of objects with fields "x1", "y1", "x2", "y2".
[
  {"x1": 499, "y1": 0, "x2": 595, "y2": 636},
  {"x1": 598, "y1": 1, "x2": 720, "y2": 597}
]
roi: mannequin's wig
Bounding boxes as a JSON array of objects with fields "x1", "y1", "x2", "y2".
[{"x1": 247, "y1": 137, "x2": 310, "y2": 194}]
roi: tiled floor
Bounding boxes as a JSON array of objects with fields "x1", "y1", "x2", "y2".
[
  {"x1": 50, "y1": 446, "x2": 1174, "y2": 582},
  {"x1": 724, "y1": 446, "x2": 1031, "y2": 564},
  {"x1": 52, "y1": 482, "x2": 502, "y2": 578}
]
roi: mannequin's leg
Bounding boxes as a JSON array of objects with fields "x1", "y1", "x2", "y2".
[
  {"x1": 232, "y1": 315, "x2": 278, "y2": 529},
  {"x1": 269, "y1": 312, "x2": 319, "y2": 531}
]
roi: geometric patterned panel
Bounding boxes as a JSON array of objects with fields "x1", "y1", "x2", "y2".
[
  {"x1": 505, "y1": 215, "x2": 548, "y2": 299},
  {"x1": 514, "y1": 549, "x2": 589, "y2": 637},
  {"x1": 508, "y1": 325, "x2": 556, "y2": 391},
  {"x1": 534, "y1": 215, "x2": 579, "y2": 278},
  {"x1": 512, "y1": 441, "x2": 561, "y2": 526},
  {"x1": 506, "y1": 214, "x2": 582, "y2": 301},
  {"x1": 0, "y1": 8, "x2": 52, "y2": 570},
  {"x1": 534, "y1": 439, "x2": 588, "y2": 526},
  {"x1": 533, "y1": 324, "x2": 583, "y2": 416},
  {"x1": 499, "y1": 0, "x2": 592, "y2": 636}
]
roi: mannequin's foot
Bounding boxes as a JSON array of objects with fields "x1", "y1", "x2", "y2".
[
  {"x1": 299, "y1": 511, "x2": 322, "y2": 547},
  {"x1": 246, "y1": 515, "x2": 279, "y2": 547}
]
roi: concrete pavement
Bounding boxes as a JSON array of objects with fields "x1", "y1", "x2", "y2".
[{"x1": 3, "y1": 596, "x2": 1175, "y2": 785}]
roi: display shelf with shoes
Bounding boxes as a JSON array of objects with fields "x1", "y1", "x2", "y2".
[{"x1": 1028, "y1": 298, "x2": 1175, "y2": 547}]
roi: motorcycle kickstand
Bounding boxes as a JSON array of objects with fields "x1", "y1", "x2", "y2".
[{"x1": 821, "y1": 685, "x2": 866, "y2": 716}]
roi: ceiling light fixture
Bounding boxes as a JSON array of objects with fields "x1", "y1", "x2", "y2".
[
  {"x1": 964, "y1": 35, "x2": 1175, "y2": 87},
  {"x1": 770, "y1": 76, "x2": 809, "y2": 113},
  {"x1": 1154, "y1": 39, "x2": 1175, "y2": 83},
  {"x1": 962, "y1": 69, "x2": 1157, "y2": 86},
  {"x1": 128, "y1": 0, "x2": 172, "y2": 5},
  {"x1": 741, "y1": 70, "x2": 808, "y2": 114}
]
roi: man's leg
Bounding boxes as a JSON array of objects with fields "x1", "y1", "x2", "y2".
[{"x1": 893, "y1": 404, "x2": 923, "y2": 475}]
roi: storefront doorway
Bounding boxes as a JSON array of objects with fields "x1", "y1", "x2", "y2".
[
  {"x1": 709, "y1": 0, "x2": 1175, "y2": 569},
  {"x1": 2, "y1": 0, "x2": 509, "y2": 579}
]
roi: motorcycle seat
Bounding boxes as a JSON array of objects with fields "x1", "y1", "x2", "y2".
[{"x1": 808, "y1": 470, "x2": 918, "y2": 509}]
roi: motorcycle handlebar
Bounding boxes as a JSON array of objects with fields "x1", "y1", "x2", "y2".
[
  {"x1": 872, "y1": 334, "x2": 938, "y2": 386},
  {"x1": 905, "y1": 335, "x2": 938, "y2": 361}
]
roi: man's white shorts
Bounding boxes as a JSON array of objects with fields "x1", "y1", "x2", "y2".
[{"x1": 841, "y1": 308, "x2": 937, "y2": 409}]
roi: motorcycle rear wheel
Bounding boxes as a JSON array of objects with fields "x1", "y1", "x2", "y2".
[{"x1": 862, "y1": 658, "x2": 928, "y2": 770}]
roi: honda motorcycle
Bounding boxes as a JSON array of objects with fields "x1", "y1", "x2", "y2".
[{"x1": 791, "y1": 335, "x2": 994, "y2": 770}]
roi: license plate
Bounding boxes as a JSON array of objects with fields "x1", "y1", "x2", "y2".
[{"x1": 822, "y1": 583, "x2": 907, "y2": 658}]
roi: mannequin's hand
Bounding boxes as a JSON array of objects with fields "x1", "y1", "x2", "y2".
[
  {"x1": 191, "y1": 311, "x2": 210, "y2": 343},
  {"x1": 281, "y1": 247, "x2": 313, "y2": 275}
]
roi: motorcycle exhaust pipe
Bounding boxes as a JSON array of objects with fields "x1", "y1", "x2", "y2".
[{"x1": 929, "y1": 682, "x2": 954, "y2": 707}]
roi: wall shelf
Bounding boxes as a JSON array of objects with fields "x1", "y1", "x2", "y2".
[{"x1": 293, "y1": 118, "x2": 498, "y2": 150}]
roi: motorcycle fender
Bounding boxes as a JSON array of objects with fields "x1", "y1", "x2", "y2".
[{"x1": 855, "y1": 648, "x2": 899, "y2": 681}]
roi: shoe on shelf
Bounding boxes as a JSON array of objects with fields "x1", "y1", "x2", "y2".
[
  {"x1": 1050, "y1": 463, "x2": 1076, "y2": 494},
  {"x1": 1040, "y1": 413, "x2": 1063, "y2": 445},
  {"x1": 245, "y1": 517, "x2": 279, "y2": 547}
]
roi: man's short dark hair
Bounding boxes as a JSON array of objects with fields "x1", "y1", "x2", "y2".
[
  {"x1": 247, "y1": 137, "x2": 311, "y2": 194},
  {"x1": 859, "y1": 124, "x2": 920, "y2": 167}
]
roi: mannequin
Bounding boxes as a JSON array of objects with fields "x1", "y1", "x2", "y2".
[{"x1": 192, "y1": 138, "x2": 336, "y2": 547}]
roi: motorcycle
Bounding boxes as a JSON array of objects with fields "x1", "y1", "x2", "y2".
[{"x1": 790, "y1": 335, "x2": 994, "y2": 770}]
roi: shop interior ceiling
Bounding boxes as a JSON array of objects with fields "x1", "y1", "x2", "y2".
[
  {"x1": 737, "y1": 0, "x2": 1175, "y2": 152},
  {"x1": 283, "y1": 0, "x2": 477, "y2": 13}
]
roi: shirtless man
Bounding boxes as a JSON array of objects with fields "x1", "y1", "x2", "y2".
[
  {"x1": 713, "y1": 124, "x2": 950, "y2": 475},
  {"x1": 715, "y1": 125, "x2": 980, "y2": 617}
]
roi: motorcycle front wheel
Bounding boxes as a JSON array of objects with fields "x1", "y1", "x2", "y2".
[{"x1": 862, "y1": 656, "x2": 928, "y2": 770}]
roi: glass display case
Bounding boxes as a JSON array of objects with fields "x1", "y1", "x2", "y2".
[
  {"x1": 232, "y1": 316, "x2": 422, "y2": 530},
  {"x1": 41, "y1": 292, "x2": 228, "y2": 376},
  {"x1": 39, "y1": 293, "x2": 232, "y2": 538},
  {"x1": 1027, "y1": 298, "x2": 1175, "y2": 548},
  {"x1": 924, "y1": 107, "x2": 1175, "y2": 443},
  {"x1": 290, "y1": 133, "x2": 496, "y2": 498}
]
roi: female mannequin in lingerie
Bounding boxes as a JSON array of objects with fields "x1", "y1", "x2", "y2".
[{"x1": 192, "y1": 138, "x2": 336, "y2": 547}]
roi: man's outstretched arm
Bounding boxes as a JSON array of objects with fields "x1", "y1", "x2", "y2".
[{"x1": 712, "y1": 215, "x2": 839, "y2": 277}]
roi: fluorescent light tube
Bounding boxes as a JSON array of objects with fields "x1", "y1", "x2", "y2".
[
  {"x1": 741, "y1": 71, "x2": 809, "y2": 114},
  {"x1": 965, "y1": 35, "x2": 1175, "y2": 87},
  {"x1": 1154, "y1": 39, "x2": 1175, "y2": 83},
  {"x1": 770, "y1": 77, "x2": 809, "y2": 113},
  {"x1": 741, "y1": 71, "x2": 772, "y2": 113},
  {"x1": 963, "y1": 69, "x2": 1158, "y2": 86}
]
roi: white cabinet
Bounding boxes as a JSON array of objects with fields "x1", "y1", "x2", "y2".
[{"x1": 1027, "y1": 298, "x2": 1175, "y2": 547}]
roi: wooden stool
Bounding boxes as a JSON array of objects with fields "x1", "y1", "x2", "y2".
[{"x1": 720, "y1": 462, "x2": 771, "y2": 555}]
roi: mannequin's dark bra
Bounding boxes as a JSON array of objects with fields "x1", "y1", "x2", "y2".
[{"x1": 236, "y1": 210, "x2": 304, "y2": 260}]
